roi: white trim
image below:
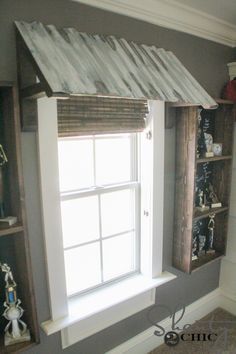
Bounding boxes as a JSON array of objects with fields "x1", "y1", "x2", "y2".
[
  {"x1": 106, "y1": 288, "x2": 222, "y2": 354},
  {"x1": 37, "y1": 97, "x2": 68, "y2": 320},
  {"x1": 62, "y1": 290, "x2": 155, "y2": 349},
  {"x1": 73, "y1": 0, "x2": 236, "y2": 47},
  {"x1": 140, "y1": 101, "x2": 164, "y2": 278},
  {"x1": 59, "y1": 272, "x2": 176, "y2": 348},
  {"x1": 40, "y1": 99, "x2": 171, "y2": 346},
  {"x1": 41, "y1": 271, "x2": 176, "y2": 336}
]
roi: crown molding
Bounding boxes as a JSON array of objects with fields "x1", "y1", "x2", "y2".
[{"x1": 73, "y1": 0, "x2": 236, "y2": 47}]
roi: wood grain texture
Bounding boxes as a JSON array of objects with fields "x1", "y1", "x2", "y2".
[
  {"x1": 57, "y1": 96, "x2": 148, "y2": 135},
  {"x1": 172, "y1": 102, "x2": 234, "y2": 273},
  {"x1": 172, "y1": 107, "x2": 198, "y2": 273},
  {"x1": 14, "y1": 21, "x2": 217, "y2": 108},
  {"x1": 0, "y1": 83, "x2": 39, "y2": 352}
]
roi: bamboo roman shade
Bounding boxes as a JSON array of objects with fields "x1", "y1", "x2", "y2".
[{"x1": 57, "y1": 96, "x2": 148, "y2": 136}]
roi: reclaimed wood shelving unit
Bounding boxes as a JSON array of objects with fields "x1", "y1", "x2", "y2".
[
  {"x1": 171, "y1": 99, "x2": 235, "y2": 273},
  {"x1": 0, "y1": 82, "x2": 39, "y2": 353}
]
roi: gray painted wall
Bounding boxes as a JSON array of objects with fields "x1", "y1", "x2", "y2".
[{"x1": 1, "y1": 1, "x2": 235, "y2": 353}]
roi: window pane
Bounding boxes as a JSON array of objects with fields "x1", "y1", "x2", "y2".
[
  {"x1": 102, "y1": 233, "x2": 135, "y2": 281},
  {"x1": 101, "y1": 189, "x2": 134, "y2": 237},
  {"x1": 64, "y1": 243, "x2": 101, "y2": 295},
  {"x1": 61, "y1": 196, "x2": 99, "y2": 248},
  {"x1": 58, "y1": 139, "x2": 94, "y2": 192},
  {"x1": 95, "y1": 136, "x2": 131, "y2": 185}
]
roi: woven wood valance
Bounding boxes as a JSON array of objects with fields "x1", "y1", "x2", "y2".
[{"x1": 57, "y1": 97, "x2": 148, "y2": 137}]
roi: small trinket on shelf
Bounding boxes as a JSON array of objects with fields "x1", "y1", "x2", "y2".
[
  {"x1": 208, "y1": 183, "x2": 222, "y2": 208},
  {"x1": 192, "y1": 236, "x2": 198, "y2": 260},
  {"x1": 0, "y1": 262, "x2": 31, "y2": 346},
  {"x1": 196, "y1": 189, "x2": 209, "y2": 211},
  {"x1": 206, "y1": 213, "x2": 216, "y2": 254},
  {"x1": 204, "y1": 133, "x2": 214, "y2": 157},
  {"x1": 212, "y1": 143, "x2": 223, "y2": 156},
  {"x1": 198, "y1": 235, "x2": 207, "y2": 255}
]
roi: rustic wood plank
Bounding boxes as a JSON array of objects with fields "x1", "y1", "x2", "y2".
[
  {"x1": 193, "y1": 206, "x2": 228, "y2": 221},
  {"x1": 196, "y1": 155, "x2": 232, "y2": 163},
  {"x1": 172, "y1": 107, "x2": 198, "y2": 273},
  {"x1": 0, "y1": 84, "x2": 39, "y2": 351},
  {"x1": 172, "y1": 102, "x2": 234, "y2": 273},
  {"x1": 20, "y1": 83, "x2": 45, "y2": 99},
  {"x1": 0, "y1": 223, "x2": 24, "y2": 237}
]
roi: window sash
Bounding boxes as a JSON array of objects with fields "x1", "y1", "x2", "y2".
[{"x1": 59, "y1": 134, "x2": 141, "y2": 297}]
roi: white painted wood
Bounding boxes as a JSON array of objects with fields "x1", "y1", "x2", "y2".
[
  {"x1": 227, "y1": 62, "x2": 236, "y2": 80},
  {"x1": 73, "y1": 0, "x2": 236, "y2": 47},
  {"x1": 149, "y1": 101, "x2": 164, "y2": 277},
  {"x1": 37, "y1": 97, "x2": 68, "y2": 320},
  {"x1": 106, "y1": 288, "x2": 222, "y2": 354},
  {"x1": 41, "y1": 271, "x2": 176, "y2": 336},
  {"x1": 61, "y1": 291, "x2": 153, "y2": 348},
  {"x1": 140, "y1": 101, "x2": 164, "y2": 277}
]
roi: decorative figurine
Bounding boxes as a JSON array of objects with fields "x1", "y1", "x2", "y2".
[
  {"x1": 196, "y1": 188, "x2": 209, "y2": 211},
  {"x1": 192, "y1": 236, "x2": 198, "y2": 260},
  {"x1": 204, "y1": 133, "x2": 214, "y2": 157},
  {"x1": 198, "y1": 235, "x2": 207, "y2": 255},
  {"x1": 0, "y1": 262, "x2": 31, "y2": 346},
  {"x1": 207, "y1": 213, "x2": 216, "y2": 253},
  {"x1": 208, "y1": 183, "x2": 222, "y2": 208},
  {"x1": 212, "y1": 143, "x2": 223, "y2": 156}
]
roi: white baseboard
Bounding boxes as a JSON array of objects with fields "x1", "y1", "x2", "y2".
[{"x1": 106, "y1": 288, "x2": 222, "y2": 354}]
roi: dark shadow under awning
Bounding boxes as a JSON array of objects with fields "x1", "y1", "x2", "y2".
[{"x1": 15, "y1": 21, "x2": 217, "y2": 109}]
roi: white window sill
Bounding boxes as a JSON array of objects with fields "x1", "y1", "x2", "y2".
[{"x1": 41, "y1": 271, "x2": 176, "y2": 347}]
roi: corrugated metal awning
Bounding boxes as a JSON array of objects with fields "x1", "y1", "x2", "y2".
[{"x1": 15, "y1": 21, "x2": 217, "y2": 109}]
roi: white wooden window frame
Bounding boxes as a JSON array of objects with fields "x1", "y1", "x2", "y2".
[
  {"x1": 60, "y1": 133, "x2": 140, "y2": 296},
  {"x1": 37, "y1": 98, "x2": 176, "y2": 348}
]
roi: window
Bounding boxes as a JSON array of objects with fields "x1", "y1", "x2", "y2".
[
  {"x1": 58, "y1": 134, "x2": 140, "y2": 296},
  {"x1": 37, "y1": 98, "x2": 175, "y2": 347}
]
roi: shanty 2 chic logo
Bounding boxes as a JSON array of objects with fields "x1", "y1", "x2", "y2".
[{"x1": 146, "y1": 304, "x2": 219, "y2": 347}]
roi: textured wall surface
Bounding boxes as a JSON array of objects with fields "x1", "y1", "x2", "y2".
[{"x1": 1, "y1": 0, "x2": 235, "y2": 353}]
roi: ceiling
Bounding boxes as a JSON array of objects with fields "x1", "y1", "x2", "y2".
[
  {"x1": 176, "y1": 0, "x2": 236, "y2": 25},
  {"x1": 73, "y1": 0, "x2": 236, "y2": 47}
]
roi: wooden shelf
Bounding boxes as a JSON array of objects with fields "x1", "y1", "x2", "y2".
[
  {"x1": 168, "y1": 98, "x2": 235, "y2": 108},
  {"x1": 196, "y1": 155, "x2": 232, "y2": 163},
  {"x1": 215, "y1": 98, "x2": 235, "y2": 105},
  {"x1": 0, "y1": 338, "x2": 37, "y2": 354},
  {"x1": 0, "y1": 83, "x2": 39, "y2": 351},
  {"x1": 194, "y1": 206, "x2": 228, "y2": 221},
  {"x1": 172, "y1": 102, "x2": 234, "y2": 273},
  {"x1": 168, "y1": 101, "x2": 200, "y2": 108},
  {"x1": 0, "y1": 223, "x2": 24, "y2": 237},
  {"x1": 192, "y1": 252, "x2": 224, "y2": 271}
]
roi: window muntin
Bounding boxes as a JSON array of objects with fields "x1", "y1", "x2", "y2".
[{"x1": 58, "y1": 134, "x2": 140, "y2": 296}]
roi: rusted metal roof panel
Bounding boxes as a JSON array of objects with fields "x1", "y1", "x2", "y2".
[{"x1": 15, "y1": 21, "x2": 217, "y2": 108}]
